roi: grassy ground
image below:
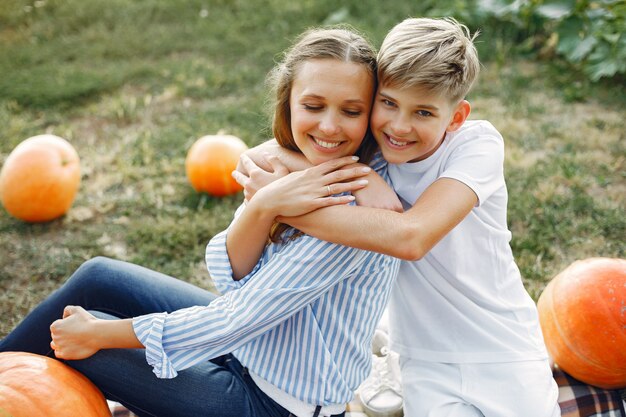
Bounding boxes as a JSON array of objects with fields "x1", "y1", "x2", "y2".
[{"x1": 1, "y1": 0, "x2": 624, "y2": 337}]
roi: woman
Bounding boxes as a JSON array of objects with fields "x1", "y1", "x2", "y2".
[{"x1": 1, "y1": 27, "x2": 400, "y2": 417}]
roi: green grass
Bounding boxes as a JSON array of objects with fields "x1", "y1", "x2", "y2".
[{"x1": 1, "y1": 0, "x2": 625, "y2": 337}]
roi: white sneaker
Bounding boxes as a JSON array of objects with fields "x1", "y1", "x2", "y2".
[
  {"x1": 358, "y1": 346, "x2": 403, "y2": 417},
  {"x1": 371, "y1": 329, "x2": 389, "y2": 357}
]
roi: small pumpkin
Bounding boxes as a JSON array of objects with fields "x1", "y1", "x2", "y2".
[
  {"x1": 185, "y1": 134, "x2": 248, "y2": 197},
  {"x1": 0, "y1": 135, "x2": 81, "y2": 222},
  {"x1": 537, "y1": 257, "x2": 626, "y2": 389},
  {"x1": 0, "y1": 351, "x2": 111, "y2": 417}
]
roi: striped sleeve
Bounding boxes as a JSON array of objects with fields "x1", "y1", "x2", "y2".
[
  {"x1": 133, "y1": 236, "x2": 368, "y2": 379},
  {"x1": 205, "y1": 203, "x2": 262, "y2": 294}
]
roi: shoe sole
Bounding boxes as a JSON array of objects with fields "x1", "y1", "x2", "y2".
[{"x1": 362, "y1": 408, "x2": 404, "y2": 417}]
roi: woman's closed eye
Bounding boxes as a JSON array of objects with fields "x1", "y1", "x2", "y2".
[
  {"x1": 343, "y1": 109, "x2": 363, "y2": 117},
  {"x1": 303, "y1": 104, "x2": 323, "y2": 111}
]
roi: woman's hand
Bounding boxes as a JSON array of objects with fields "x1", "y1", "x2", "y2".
[
  {"x1": 50, "y1": 306, "x2": 101, "y2": 360},
  {"x1": 233, "y1": 155, "x2": 371, "y2": 206},
  {"x1": 245, "y1": 155, "x2": 373, "y2": 218}
]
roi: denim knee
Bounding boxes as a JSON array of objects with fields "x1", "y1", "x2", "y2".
[{"x1": 66, "y1": 256, "x2": 117, "y2": 290}]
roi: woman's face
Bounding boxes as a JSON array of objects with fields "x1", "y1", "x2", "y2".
[{"x1": 289, "y1": 59, "x2": 374, "y2": 165}]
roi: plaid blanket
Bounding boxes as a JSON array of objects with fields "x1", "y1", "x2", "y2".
[
  {"x1": 554, "y1": 368, "x2": 626, "y2": 417},
  {"x1": 108, "y1": 369, "x2": 626, "y2": 417}
]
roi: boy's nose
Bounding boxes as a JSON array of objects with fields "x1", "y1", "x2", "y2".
[{"x1": 390, "y1": 118, "x2": 412, "y2": 136}]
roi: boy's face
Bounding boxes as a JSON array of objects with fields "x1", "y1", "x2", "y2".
[{"x1": 370, "y1": 84, "x2": 467, "y2": 164}]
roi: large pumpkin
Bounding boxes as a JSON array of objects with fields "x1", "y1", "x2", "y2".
[
  {"x1": 537, "y1": 257, "x2": 626, "y2": 389},
  {"x1": 185, "y1": 134, "x2": 248, "y2": 197},
  {"x1": 0, "y1": 351, "x2": 111, "y2": 417},
  {"x1": 0, "y1": 135, "x2": 81, "y2": 222}
]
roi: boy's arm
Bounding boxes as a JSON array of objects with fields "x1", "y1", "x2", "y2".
[
  {"x1": 236, "y1": 139, "x2": 311, "y2": 176},
  {"x1": 237, "y1": 140, "x2": 402, "y2": 211},
  {"x1": 279, "y1": 178, "x2": 477, "y2": 260}
]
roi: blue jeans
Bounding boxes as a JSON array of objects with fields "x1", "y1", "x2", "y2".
[{"x1": 0, "y1": 257, "x2": 295, "y2": 417}]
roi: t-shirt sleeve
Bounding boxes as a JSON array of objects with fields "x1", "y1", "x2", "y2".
[{"x1": 439, "y1": 126, "x2": 505, "y2": 206}]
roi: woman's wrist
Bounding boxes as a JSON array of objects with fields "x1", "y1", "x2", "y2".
[
  {"x1": 247, "y1": 188, "x2": 281, "y2": 222},
  {"x1": 93, "y1": 318, "x2": 143, "y2": 350}
]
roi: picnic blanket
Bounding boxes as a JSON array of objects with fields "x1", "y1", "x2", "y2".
[
  {"x1": 108, "y1": 368, "x2": 626, "y2": 417},
  {"x1": 554, "y1": 368, "x2": 626, "y2": 417}
]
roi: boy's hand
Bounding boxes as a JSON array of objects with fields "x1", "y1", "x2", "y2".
[
  {"x1": 233, "y1": 153, "x2": 289, "y2": 201},
  {"x1": 352, "y1": 170, "x2": 403, "y2": 212},
  {"x1": 50, "y1": 306, "x2": 100, "y2": 360}
]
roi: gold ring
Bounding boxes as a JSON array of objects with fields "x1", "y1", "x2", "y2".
[{"x1": 327, "y1": 185, "x2": 332, "y2": 196}]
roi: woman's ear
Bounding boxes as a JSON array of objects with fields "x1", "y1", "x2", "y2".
[{"x1": 446, "y1": 100, "x2": 471, "y2": 132}]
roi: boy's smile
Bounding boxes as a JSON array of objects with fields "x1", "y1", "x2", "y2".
[{"x1": 370, "y1": 85, "x2": 469, "y2": 164}]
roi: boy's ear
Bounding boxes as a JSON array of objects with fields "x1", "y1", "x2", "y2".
[{"x1": 446, "y1": 100, "x2": 471, "y2": 132}]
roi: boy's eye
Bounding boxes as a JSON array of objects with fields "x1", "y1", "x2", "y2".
[
  {"x1": 416, "y1": 110, "x2": 432, "y2": 117},
  {"x1": 382, "y1": 99, "x2": 395, "y2": 107}
]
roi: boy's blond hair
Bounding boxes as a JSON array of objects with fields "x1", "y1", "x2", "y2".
[{"x1": 378, "y1": 17, "x2": 480, "y2": 103}]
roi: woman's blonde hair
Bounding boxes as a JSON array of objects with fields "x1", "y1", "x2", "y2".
[
  {"x1": 267, "y1": 26, "x2": 378, "y2": 242},
  {"x1": 378, "y1": 17, "x2": 480, "y2": 103}
]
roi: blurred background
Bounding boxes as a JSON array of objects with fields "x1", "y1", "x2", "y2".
[{"x1": 0, "y1": 0, "x2": 624, "y2": 337}]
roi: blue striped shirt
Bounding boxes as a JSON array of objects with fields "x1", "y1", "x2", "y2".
[{"x1": 133, "y1": 153, "x2": 399, "y2": 406}]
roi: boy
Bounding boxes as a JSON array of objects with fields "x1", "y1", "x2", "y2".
[{"x1": 235, "y1": 17, "x2": 561, "y2": 416}]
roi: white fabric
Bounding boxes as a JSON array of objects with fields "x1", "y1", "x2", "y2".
[
  {"x1": 387, "y1": 120, "x2": 548, "y2": 363},
  {"x1": 249, "y1": 371, "x2": 345, "y2": 417},
  {"x1": 399, "y1": 356, "x2": 561, "y2": 417}
]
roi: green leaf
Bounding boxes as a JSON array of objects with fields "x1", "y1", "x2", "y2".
[
  {"x1": 602, "y1": 33, "x2": 620, "y2": 44},
  {"x1": 556, "y1": 16, "x2": 584, "y2": 56},
  {"x1": 536, "y1": 1, "x2": 575, "y2": 19},
  {"x1": 476, "y1": 0, "x2": 517, "y2": 18},
  {"x1": 586, "y1": 7, "x2": 612, "y2": 20},
  {"x1": 568, "y1": 36, "x2": 597, "y2": 62},
  {"x1": 323, "y1": 7, "x2": 350, "y2": 25},
  {"x1": 587, "y1": 60, "x2": 619, "y2": 81}
]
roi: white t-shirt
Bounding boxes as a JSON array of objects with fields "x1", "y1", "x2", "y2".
[{"x1": 387, "y1": 120, "x2": 548, "y2": 363}]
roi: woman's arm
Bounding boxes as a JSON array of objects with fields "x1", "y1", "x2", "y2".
[
  {"x1": 279, "y1": 178, "x2": 478, "y2": 260},
  {"x1": 50, "y1": 231, "x2": 368, "y2": 363},
  {"x1": 50, "y1": 306, "x2": 142, "y2": 360},
  {"x1": 57, "y1": 235, "x2": 374, "y2": 376},
  {"x1": 227, "y1": 156, "x2": 371, "y2": 279}
]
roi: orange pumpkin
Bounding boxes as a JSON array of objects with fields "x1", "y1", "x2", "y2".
[
  {"x1": 0, "y1": 352, "x2": 111, "y2": 417},
  {"x1": 0, "y1": 135, "x2": 81, "y2": 222},
  {"x1": 537, "y1": 257, "x2": 626, "y2": 389},
  {"x1": 185, "y1": 134, "x2": 248, "y2": 197}
]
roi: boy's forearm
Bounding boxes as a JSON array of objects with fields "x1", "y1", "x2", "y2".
[
  {"x1": 279, "y1": 205, "x2": 416, "y2": 259},
  {"x1": 280, "y1": 178, "x2": 477, "y2": 261}
]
